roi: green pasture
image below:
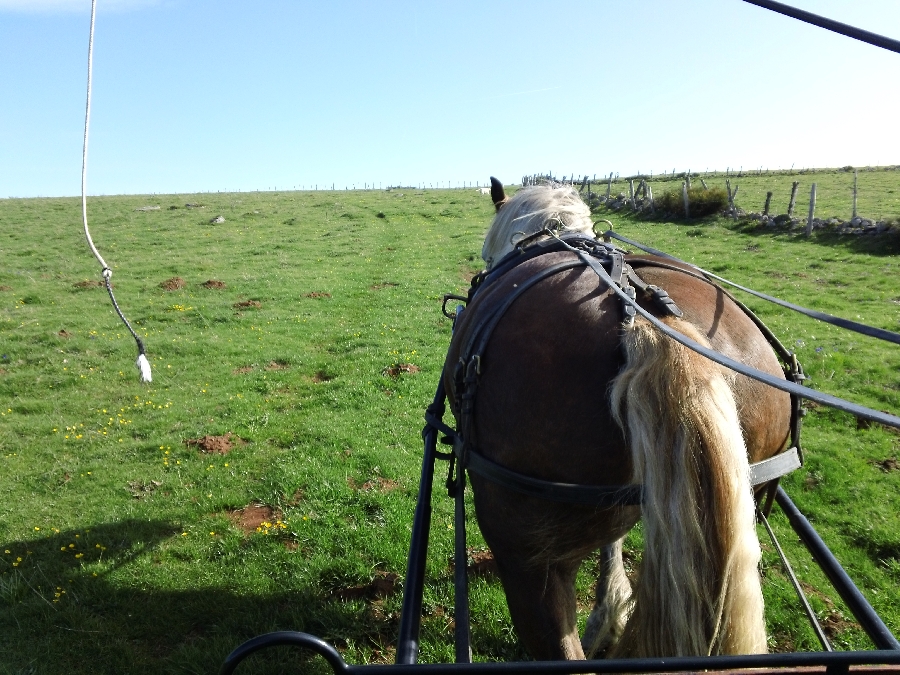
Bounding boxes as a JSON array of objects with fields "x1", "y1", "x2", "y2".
[{"x1": 1, "y1": 172, "x2": 898, "y2": 673}]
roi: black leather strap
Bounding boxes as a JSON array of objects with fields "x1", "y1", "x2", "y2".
[{"x1": 603, "y1": 229, "x2": 900, "y2": 347}]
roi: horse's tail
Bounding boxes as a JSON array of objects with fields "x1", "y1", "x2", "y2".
[{"x1": 609, "y1": 318, "x2": 766, "y2": 657}]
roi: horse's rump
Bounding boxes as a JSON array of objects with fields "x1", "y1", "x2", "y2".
[
  {"x1": 444, "y1": 243, "x2": 791, "y2": 659},
  {"x1": 446, "y1": 249, "x2": 790, "y2": 480}
]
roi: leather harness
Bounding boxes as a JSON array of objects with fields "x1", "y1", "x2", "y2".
[{"x1": 431, "y1": 232, "x2": 803, "y2": 507}]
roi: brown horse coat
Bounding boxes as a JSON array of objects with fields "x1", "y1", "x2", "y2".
[{"x1": 444, "y1": 247, "x2": 791, "y2": 660}]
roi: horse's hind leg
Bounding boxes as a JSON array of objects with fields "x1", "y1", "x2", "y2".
[
  {"x1": 493, "y1": 554, "x2": 585, "y2": 661},
  {"x1": 582, "y1": 537, "x2": 632, "y2": 658}
]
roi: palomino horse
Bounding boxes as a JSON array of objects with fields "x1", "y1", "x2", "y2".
[{"x1": 444, "y1": 180, "x2": 791, "y2": 661}]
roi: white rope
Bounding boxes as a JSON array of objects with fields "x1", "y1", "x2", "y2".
[{"x1": 81, "y1": 0, "x2": 151, "y2": 382}]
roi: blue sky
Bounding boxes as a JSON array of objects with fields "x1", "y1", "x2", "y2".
[{"x1": 2, "y1": 0, "x2": 899, "y2": 197}]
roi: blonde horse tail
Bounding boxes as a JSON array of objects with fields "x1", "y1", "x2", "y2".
[{"x1": 609, "y1": 318, "x2": 766, "y2": 657}]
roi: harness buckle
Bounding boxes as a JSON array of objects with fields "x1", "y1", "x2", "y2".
[{"x1": 621, "y1": 286, "x2": 637, "y2": 327}]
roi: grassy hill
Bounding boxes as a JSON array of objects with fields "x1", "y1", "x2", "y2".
[{"x1": 1, "y1": 174, "x2": 898, "y2": 672}]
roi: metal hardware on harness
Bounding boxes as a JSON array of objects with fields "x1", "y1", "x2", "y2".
[
  {"x1": 621, "y1": 285, "x2": 637, "y2": 325},
  {"x1": 442, "y1": 293, "x2": 467, "y2": 319}
]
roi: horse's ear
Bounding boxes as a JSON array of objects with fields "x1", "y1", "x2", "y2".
[{"x1": 490, "y1": 176, "x2": 507, "y2": 212}]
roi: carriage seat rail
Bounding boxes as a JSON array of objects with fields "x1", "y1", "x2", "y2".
[{"x1": 220, "y1": 630, "x2": 900, "y2": 675}]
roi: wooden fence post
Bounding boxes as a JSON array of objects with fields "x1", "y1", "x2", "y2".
[
  {"x1": 648, "y1": 185, "x2": 655, "y2": 214},
  {"x1": 686, "y1": 171, "x2": 692, "y2": 190},
  {"x1": 606, "y1": 173, "x2": 613, "y2": 199},
  {"x1": 852, "y1": 169, "x2": 858, "y2": 219},
  {"x1": 579, "y1": 175, "x2": 589, "y2": 193},
  {"x1": 805, "y1": 183, "x2": 817, "y2": 236},
  {"x1": 700, "y1": 178, "x2": 709, "y2": 190},
  {"x1": 682, "y1": 181, "x2": 690, "y2": 219},
  {"x1": 764, "y1": 191, "x2": 773, "y2": 216},
  {"x1": 788, "y1": 181, "x2": 800, "y2": 216},
  {"x1": 629, "y1": 180, "x2": 636, "y2": 210}
]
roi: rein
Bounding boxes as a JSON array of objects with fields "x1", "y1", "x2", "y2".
[{"x1": 603, "y1": 230, "x2": 900, "y2": 347}]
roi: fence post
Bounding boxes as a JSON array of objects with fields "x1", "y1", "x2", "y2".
[
  {"x1": 852, "y1": 169, "x2": 858, "y2": 220},
  {"x1": 580, "y1": 175, "x2": 589, "y2": 193},
  {"x1": 686, "y1": 171, "x2": 692, "y2": 190},
  {"x1": 700, "y1": 178, "x2": 709, "y2": 190},
  {"x1": 682, "y1": 181, "x2": 690, "y2": 219},
  {"x1": 764, "y1": 191, "x2": 773, "y2": 216},
  {"x1": 648, "y1": 185, "x2": 655, "y2": 214},
  {"x1": 806, "y1": 183, "x2": 817, "y2": 236},
  {"x1": 629, "y1": 180, "x2": 636, "y2": 210},
  {"x1": 606, "y1": 173, "x2": 613, "y2": 199},
  {"x1": 788, "y1": 181, "x2": 800, "y2": 216}
]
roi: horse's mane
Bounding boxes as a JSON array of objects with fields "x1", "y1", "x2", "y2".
[{"x1": 482, "y1": 184, "x2": 594, "y2": 270}]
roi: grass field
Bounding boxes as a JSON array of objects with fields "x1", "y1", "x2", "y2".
[{"x1": 1, "y1": 172, "x2": 899, "y2": 674}]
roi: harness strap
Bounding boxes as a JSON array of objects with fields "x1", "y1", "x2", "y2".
[
  {"x1": 426, "y1": 409, "x2": 803, "y2": 505},
  {"x1": 605, "y1": 229, "x2": 900, "y2": 347},
  {"x1": 749, "y1": 446, "x2": 802, "y2": 485},
  {"x1": 463, "y1": 441, "x2": 643, "y2": 507}
]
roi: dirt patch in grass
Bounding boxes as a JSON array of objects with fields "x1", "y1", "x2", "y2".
[
  {"x1": 265, "y1": 360, "x2": 289, "y2": 371},
  {"x1": 370, "y1": 282, "x2": 399, "y2": 290},
  {"x1": 310, "y1": 370, "x2": 334, "y2": 383},
  {"x1": 201, "y1": 280, "x2": 226, "y2": 289},
  {"x1": 821, "y1": 611, "x2": 858, "y2": 639},
  {"x1": 872, "y1": 457, "x2": 899, "y2": 472},
  {"x1": 232, "y1": 365, "x2": 253, "y2": 374},
  {"x1": 347, "y1": 476, "x2": 400, "y2": 493},
  {"x1": 57, "y1": 330, "x2": 71, "y2": 339},
  {"x1": 0, "y1": 285, "x2": 13, "y2": 291},
  {"x1": 185, "y1": 433, "x2": 245, "y2": 454},
  {"x1": 228, "y1": 503, "x2": 279, "y2": 534},
  {"x1": 127, "y1": 479, "x2": 162, "y2": 499},
  {"x1": 160, "y1": 277, "x2": 186, "y2": 291},
  {"x1": 858, "y1": 415, "x2": 900, "y2": 435},
  {"x1": 233, "y1": 300, "x2": 261, "y2": 309},
  {"x1": 332, "y1": 571, "x2": 400, "y2": 601},
  {"x1": 448, "y1": 547, "x2": 498, "y2": 578},
  {"x1": 769, "y1": 632, "x2": 796, "y2": 653},
  {"x1": 73, "y1": 280, "x2": 104, "y2": 289},
  {"x1": 304, "y1": 291, "x2": 331, "y2": 298},
  {"x1": 382, "y1": 363, "x2": 419, "y2": 378}
]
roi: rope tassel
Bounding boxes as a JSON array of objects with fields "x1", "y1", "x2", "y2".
[{"x1": 82, "y1": 0, "x2": 150, "y2": 383}]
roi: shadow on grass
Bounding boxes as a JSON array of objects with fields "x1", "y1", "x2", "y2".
[{"x1": 0, "y1": 520, "x2": 411, "y2": 675}]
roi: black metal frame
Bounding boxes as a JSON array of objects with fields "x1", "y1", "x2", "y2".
[
  {"x1": 220, "y1": 460, "x2": 900, "y2": 674},
  {"x1": 220, "y1": 380, "x2": 900, "y2": 674},
  {"x1": 222, "y1": 634, "x2": 900, "y2": 675},
  {"x1": 220, "y1": 241, "x2": 900, "y2": 674}
]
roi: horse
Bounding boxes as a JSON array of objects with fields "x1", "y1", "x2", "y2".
[{"x1": 443, "y1": 179, "x2": 792, "y2": 661}]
